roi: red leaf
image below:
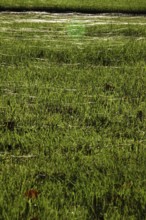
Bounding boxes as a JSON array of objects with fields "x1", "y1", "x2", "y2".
[{"x1": 25, "y1": 189, "x2": 39, "y2": 199}]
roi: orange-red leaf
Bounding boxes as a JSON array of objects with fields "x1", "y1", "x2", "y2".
[{"x1": 25, "y1": 189, "x2": 39, "y2": 199}]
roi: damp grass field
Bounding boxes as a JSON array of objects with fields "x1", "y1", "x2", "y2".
[
  {"x1": 0, "y1": 0, "x2": 146, "y2": 13},
  {"x1": 1, "y1": 12, "x2": 146, "y2": 219}
]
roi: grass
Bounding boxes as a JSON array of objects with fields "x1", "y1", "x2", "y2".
[
  {"x1": 0, "y1": 12, "x2": 146, "y2": 219},
  {"x1": 0, "y1": 0, "x2": 146, "y2": 13}
]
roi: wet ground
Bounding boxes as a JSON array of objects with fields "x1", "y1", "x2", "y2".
[
  {"x1": 1, "y1": 12, "x2": 146, "y2": 25},
  {"x1": 1, "y1": 12, "x2": 146, "y2": 61}
]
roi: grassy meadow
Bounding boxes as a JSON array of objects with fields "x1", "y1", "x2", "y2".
[
  {"x1": 0, "y1": 12, "x2": 146, "y2": 219},
  {"x1": 0, "y1": 0, "x2": 146, "y2": 13}
]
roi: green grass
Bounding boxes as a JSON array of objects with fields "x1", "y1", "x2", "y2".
[
  {"x1": 0, "y1": 13, "x2": 146, "y2": 219},
  {"x1": 0, "y1": 0, "x2": 146, "y2": 13}
]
